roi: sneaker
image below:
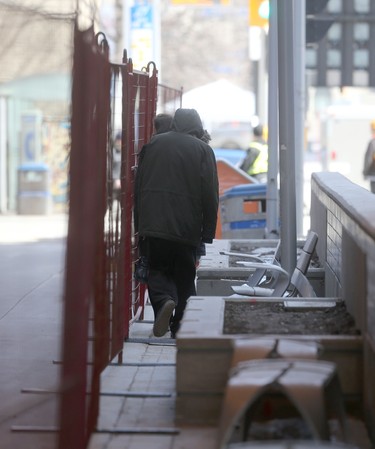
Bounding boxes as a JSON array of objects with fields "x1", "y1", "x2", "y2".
[{"x1": 153, "y1": 299, "x2": 175, "y2": 337}]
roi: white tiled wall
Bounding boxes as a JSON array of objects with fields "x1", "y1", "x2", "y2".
[{"x1": 311, "y1": 171, "x2": 375, "y2": 442}]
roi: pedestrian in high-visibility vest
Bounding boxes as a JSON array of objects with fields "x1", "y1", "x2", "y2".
[
  {"x1": 363, "y1": 120, "x2": 375, "y2": 193},
  {"x1": 239, "y1": 124, "x2": 268, "y2": 183}
]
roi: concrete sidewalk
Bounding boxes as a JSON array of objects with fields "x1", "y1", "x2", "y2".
[
  {"x1": 0, "y1": 213, "x2": 68, "y2": 243},
  {"x1": 0, "y1": 213, "x2": 217, "y2": 449},
  {"x1": 0, "y1": 213, "x2": 68, "y2": 449},
  {"x1": 88, "y1": 311, "x2": 218, "y2": 449}
]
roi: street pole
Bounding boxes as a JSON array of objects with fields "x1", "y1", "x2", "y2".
[
  {"x1": 266, "y1": 0, "x2": 279, "y2": 237},
  {"x1": 277, "y1": 0, "x2": 297, "y2": 274},
  {"x1": 115, "y1": 0, "x2": 123, "y2": 62},
  {"x1": 294, "y1": 0, "x2": 306, "y2": 238},
  {"x1": 258, "y1": 28, "x2": 267, "y2": 125},
  {"x1": 0, "y1": 96, "x2": 8, "y2": 213}
]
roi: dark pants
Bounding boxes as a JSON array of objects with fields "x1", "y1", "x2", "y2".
[{"x1": 140, "y1": 237, "x2": 197, "y2": 333}]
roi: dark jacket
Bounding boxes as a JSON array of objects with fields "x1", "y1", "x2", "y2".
[{"x1": 134, "y1": 108, "x2": 219, "y2": 247}]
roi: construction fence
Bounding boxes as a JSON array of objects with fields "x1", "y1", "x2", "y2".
[{"x1": 58, "y1": 22, "x2": 182, "y2": 449}]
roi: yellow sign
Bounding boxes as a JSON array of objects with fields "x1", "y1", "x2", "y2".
[{"x1": 249, "y1": 0, "x2": 269, "y2": 27}]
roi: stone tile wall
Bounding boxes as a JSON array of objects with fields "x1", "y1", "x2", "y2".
[{"x1": 310, "y1": 172, "x2": 375, "y2": 442}]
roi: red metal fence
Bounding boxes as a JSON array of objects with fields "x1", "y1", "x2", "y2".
[{"x1": 58, "y1": 23, "x2": 182, "y2": 449}]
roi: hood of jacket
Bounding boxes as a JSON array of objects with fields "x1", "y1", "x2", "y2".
[{"x1": 171, "y1": 108, "x2": 204, "y2": 138}]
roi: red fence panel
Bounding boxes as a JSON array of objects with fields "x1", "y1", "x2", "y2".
[
  {"x1": 58, "y1": 23, "x2": 182, "y2": 449},
  {"x1": 158, "y1": 82, "x2": 183, "y2": 114},
  {"x1": 58, "y1": 24, "x2": 111, "y2": 449},
  {"x1": 120, "y1": 60, "x2": 159, "y2": 334}
]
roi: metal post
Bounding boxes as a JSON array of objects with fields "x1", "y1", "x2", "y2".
[
  {"x1": 115, "y1": 0, "x2": 123, "y2": 61},
  {"x1": 277, "y1": 0, "x2": 297, "y2": 274},
  {"x1": 258, "y1": 28, "x2": 267, "y2": 124},
  {"x1": 0, "y1": 96, "x2": 8, "y2": 213},
  {"x1": 153, "y1": 0, "x2": 162, "y2": 80},
  {"x1": 294, "y1": 0, "x2": 306, "y2": 238},
  {"x1": 266, "y1": 0, "x2": 279, "y2": 237}
]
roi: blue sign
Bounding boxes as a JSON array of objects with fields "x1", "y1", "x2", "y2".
[
  {"x1": 24, "y1": 131, "x2": 35, "y2": 161},
  {"x1": 21, "y1": 113, "x2": 41, "y2": 163},
  {"x1": 131, "y1": 5, "x2": 153, "y2": 30}
]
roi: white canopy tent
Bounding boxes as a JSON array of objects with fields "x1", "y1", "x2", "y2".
[{"x1": 181, "y1": 79, "x2": 256, "y2": 129}]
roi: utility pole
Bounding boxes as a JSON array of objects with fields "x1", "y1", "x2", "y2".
[
  {"x1": 115, "y1": 0, "x2": 123, "y2": 61},
  {"x1": 294, "y1": 0, "x2": 306, "y2": 238},
  {"x1": 277, "y1": 0, "x2": 297, "y2": 274},
  {"x1": 0, "y1": 96, "x2": 8, "y2": 213},
  {"x1": 266, "y1": 0, "x2": 279, "y2": 238}
]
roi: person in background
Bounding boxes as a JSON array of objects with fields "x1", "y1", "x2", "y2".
[
  {"x1": 363, "y1": 120, "x2": 375, "y2": 193},
  {"x1": 153, "y1": 113, "x2": 173, "y2": 135},
  {"x1": 240, "y1": 124, "x2": 268, "y2": 183},
  {"x1": 134, "y1": 108, "x2": 219, "y2": 338},
  {"x1": 112, "y1": 132, "x2": 122, "y2": 203}
]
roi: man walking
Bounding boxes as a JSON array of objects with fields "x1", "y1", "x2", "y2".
[{"x1": 134, "y1": 108, "x2": 219, "y2": 338}]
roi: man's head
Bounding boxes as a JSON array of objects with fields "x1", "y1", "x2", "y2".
[
  {"x1": 371, "y1": 120, "x2": 375, "y2": 134},
  {"x1": 154, "y1": 113, "x2": 173, "y2": 134},
  {"x1": 171, "y1": 108, "x2": 204, "y2": 138}
]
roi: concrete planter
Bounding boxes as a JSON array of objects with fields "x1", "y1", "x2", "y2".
[{"x1": 176, "y1": 297, "x2": 362, "y2": 425}]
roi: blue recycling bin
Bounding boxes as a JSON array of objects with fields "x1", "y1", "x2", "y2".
[
  {"x1": 220, "y1": 183, "x2": 267, "y2": 239},
  {"x1": 17, "y1": 163, "x2": 52, "y2": 215}
]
